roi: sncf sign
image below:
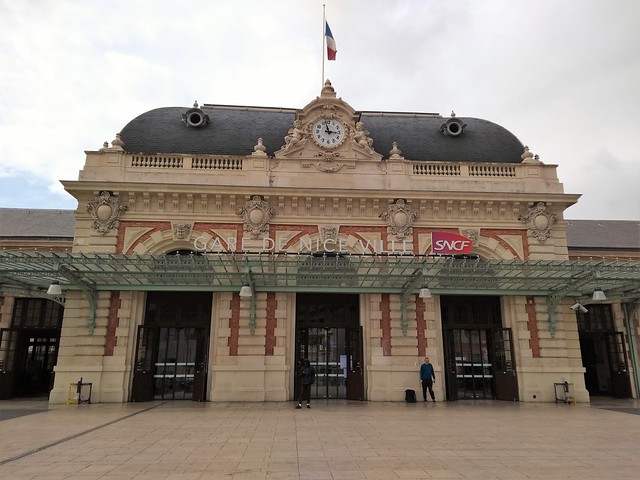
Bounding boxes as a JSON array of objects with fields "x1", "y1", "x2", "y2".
[{"x1": 431, "y1": 232, "x2": 473, "y2": 255}]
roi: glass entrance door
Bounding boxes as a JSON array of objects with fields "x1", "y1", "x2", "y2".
[
  {"x1": 131, "y1": 292, "x2": 211, "y2": 402},
  {"x1": 298, "y1": 327, "x2": 346, "y2": 399},
  {"x1": 577, "y1": 305, "x2": 631, "y2": 398},
  {"x1": 296, "y1": 327, "x2": 362, "y2": 399},
  {"x1": 14, "y1": 331, "x2": 59, "y2": 397},
  {"x1": 295, "y1": 293, "x2": 362, "y2": 401},
  {"x1": 493, "y1": 328, "x2": 518, "y2": 401},
  {"x1": 154, "y1": 327, "x2": 200, "y2": 400},
  {"x1": 0, "y1": 299, "x2": 63, "y2": 400},
  {"x1": 605, "y1": 332, "x2": 632, "y2": 398},
  {"x1": 132, "y1": 326, "x2": 208, "y2": 401},
  {"x1": 445, "y1": 329, "x2": 494, "y2": 400},
  {"x1": 444, "y1": 327, "x2": 518, "y2": 401},
  {"x1": 440, "y1": 296, "x2": 511, "y2": 401}
]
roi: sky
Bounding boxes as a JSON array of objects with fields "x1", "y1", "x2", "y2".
[{"x1": 0, "y1": 0, "x2": 639, "y2": 221}]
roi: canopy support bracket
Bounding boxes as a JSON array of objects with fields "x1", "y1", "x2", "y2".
[
  {"x1": 60, "y1": 266, "x2": 98, "y2": 335},
  {"x1": 400, "y1": 269, "x2": 424, "y2": 336},
  {"x1": 243, "y1": 268, "x2": 256, "y2": 335},
  {"x1": 545, "y1": 272, "x2": 598, "y2": 337}
]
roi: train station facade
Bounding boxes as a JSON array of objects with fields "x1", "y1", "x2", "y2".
[{"x1": 1, "y1": 81, "x2": 639, "y2": 404}]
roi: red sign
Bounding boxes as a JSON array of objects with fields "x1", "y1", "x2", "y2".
[{"x1": 431, "y1": 232, "x2": 473, "y2": 255}]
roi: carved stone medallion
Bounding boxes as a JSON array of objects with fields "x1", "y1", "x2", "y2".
[
  {"x1": 236, "y1": 196, "x2": 276, "y2": 238},
  {"x1": 172, "y1": 222, "x2": 193, "y2": 240},
  {"x1": 519, "y1": 201, "x2": 557, "y2": 243},
  {"x1": 460, "y1": 228, "x2": 480, "y2": 244},
  {"x1": 380, "y1": 199, "x2": 418, "y2": 239},
  {"x1": 319, "y1": 225, "x2": 339, "y2": 244},
  {"x1": 86, "y1": 191, "x2": 128, "y2": 235}
]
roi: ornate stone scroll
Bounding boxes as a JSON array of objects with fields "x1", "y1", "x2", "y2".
[
  {"x1": 300, "y1": 151, "x2": 356, "y2": 173},
  {"x1": 86, "y1": 191, "x2": 128, "y2": 235},
  {"x1": 380, "y1": 199, "x2": 418, "y2": 239},
  {"x1": 236, "y1": 196, "x2": 276, "y2": 238},
  {"x1": 519, "y1": 201, "x2": 557, "y2": 243}
]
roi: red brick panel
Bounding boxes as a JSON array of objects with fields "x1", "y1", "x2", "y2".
[
  {"x1": 104, "y1": 292, "x2": 121, "y2": 356},
  {"x1": 415, "y1": 297, "x2": 427, "y2": 356},
  {"x1": 380, "y1": 294, "x2": 392, "y2": 356},
  {"x1": 265, "y1": 293, "x2": 277, "y2": 356},
  {"x1": 526, "y1": 296, "x2": 540, "y2": 358},
  {"x1": 229, "y1": 293, "x2": 240, "y2": 356}
]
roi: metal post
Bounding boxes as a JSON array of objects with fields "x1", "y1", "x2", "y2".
[{"x1": 623, "y1": 302, "x2": 640, "y2": 397}]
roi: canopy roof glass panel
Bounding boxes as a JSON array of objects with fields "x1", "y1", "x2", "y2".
[{"x1": 1, "y1": 251, "x2": 639, "y2": 301}]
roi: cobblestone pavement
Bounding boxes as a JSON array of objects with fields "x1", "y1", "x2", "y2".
[{"x1": 1, "y1": 398, "x2": 639, "y2": 479}]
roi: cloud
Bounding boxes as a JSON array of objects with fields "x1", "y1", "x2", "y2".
[
  {"x1": 564, "y1": 148, "x2": 640, "y2": 220},
  {"x1": 0, "y1": 172, "x2": 76, "y2": 209},
  {"x1": 0, "y1": 0, "x2": 638, "y2": 221}
]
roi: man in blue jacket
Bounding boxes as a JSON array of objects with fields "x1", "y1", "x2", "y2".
[{"x1": 420, "y1": 357, "x2": 436, "y2": 402}]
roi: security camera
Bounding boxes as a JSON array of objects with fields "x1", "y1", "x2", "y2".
[{"x1": 571, "y1": 302, "x2": 588, "y2": 313}]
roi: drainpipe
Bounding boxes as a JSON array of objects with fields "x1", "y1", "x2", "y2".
[{"x1": 623, "y1": 302, "x2": 640, "y2": 398}]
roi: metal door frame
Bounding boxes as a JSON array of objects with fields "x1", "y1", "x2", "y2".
[
  {"x1": 294, "y1": 293, "x2": 362, "y2": 401},
  {"x1": 0, "y1": 328, "x2": 19, "y2": 399},
  {"x1": 441, "y1": 296, "x2": 504, "y2": 401},
  {"x1": 604, "y1": 331, "x2": 632, "y2": 398},
  {"x1": 444, "y1": 328, "x2": 495, "y2": 400},
  {"x1": 132, "y1": 325, "x2": 209, "y2": 401},
  {"x1": 492, "y1": 328, "x2": 519, "y2": 401}
]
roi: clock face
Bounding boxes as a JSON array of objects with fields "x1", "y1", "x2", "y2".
[{"x1": 312, "y1": 118, "x2": 345, "y2": 148}]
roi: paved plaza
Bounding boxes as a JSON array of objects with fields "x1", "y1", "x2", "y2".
[{"x1": 1, "y1": 398, "x2": 639, "y2": 480}]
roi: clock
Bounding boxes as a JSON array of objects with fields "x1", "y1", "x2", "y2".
[{"x1": 312, "y1": 118, "x2": 345, "y2": 148}]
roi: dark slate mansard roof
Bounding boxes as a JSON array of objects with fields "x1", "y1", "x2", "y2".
[{"x1": 119, "y1": 105, "x2": 525, "y2": 163}]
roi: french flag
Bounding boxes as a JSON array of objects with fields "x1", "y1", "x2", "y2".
[{"x1": 325, "y1": 21, "x2": 337, "y2": 60}]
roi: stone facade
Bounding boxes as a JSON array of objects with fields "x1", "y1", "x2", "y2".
[
  {"x1": 43, "y1": 82, "x2": 596, "y2": 405},
  {"x1": 3, "y1": 83, "x2": 637, "y2": 405}
]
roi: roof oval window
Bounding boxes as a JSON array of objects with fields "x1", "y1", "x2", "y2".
[
  {"x1": 440, "y1": 115, "x2": 467, "y2": 137},
  {"x1": 182, "y1": 102, "x2": 209, "y2": 128}
]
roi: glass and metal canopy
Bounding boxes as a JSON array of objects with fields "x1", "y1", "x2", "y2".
[
  {"x1": 1, "y1": 250, "x2": 639, "y2": 335},
  {"x1": 2, "y1": 251, "x2": 638, "y2": 296}
]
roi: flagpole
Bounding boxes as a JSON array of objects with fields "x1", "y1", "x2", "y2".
[{"x1": 322, "y1": 4, "x2": 326, "y2": 89}]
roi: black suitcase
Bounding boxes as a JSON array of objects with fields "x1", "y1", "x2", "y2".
[{"x1": 405, "y1": 389, "x2": 417, "y2": 403}]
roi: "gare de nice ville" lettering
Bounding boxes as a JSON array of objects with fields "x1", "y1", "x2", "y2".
[{"x1": 193, "y1": 236, "x2": 412, "y2": 254}]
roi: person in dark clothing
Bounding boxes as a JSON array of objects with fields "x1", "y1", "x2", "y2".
[
  {"x1": 296, "y1": 359, "x2": 315, "y2": 409},
  {"x1": 420, "y1": 356, "x2": 436, "y2": 402}
]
